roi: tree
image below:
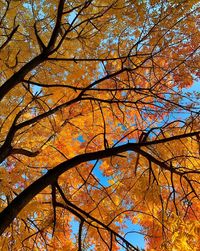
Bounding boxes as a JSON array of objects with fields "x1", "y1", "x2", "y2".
[{"x1": 0, "y1": 0, "x2": 199, "y2": 250}]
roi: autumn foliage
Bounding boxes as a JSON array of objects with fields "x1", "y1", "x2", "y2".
[{"x1": 0, "y1": 0, "x2": 200, "y2": 250}]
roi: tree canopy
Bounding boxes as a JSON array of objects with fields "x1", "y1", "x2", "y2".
[{"x1": 0, "y1": 0, "x2": 200, "y2": 250}]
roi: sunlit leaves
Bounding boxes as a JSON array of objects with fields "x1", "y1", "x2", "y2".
[{"x1": 0, "y1": 0, "x2": 200, "y2": 250}]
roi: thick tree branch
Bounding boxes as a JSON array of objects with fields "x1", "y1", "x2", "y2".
[
  {"x1": 0, "y1": 54, "x2": 47, "y2": 101},
  {"x1": 11, "y1": 148, "x2": 40, "y2": 158},
  {"x1": 47, "y1": 0, "x2": 65, "y2": 50},
  {"x1": 0, "y1": 25, "x2": 19, "y2": 50},
  {"x1": 0, "y1": 130, "x2": 199, "y2": 235}
]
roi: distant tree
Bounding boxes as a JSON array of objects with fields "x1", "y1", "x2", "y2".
[{"x1": 0, "y1": 1, "x2": 199, "y2": 250}]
